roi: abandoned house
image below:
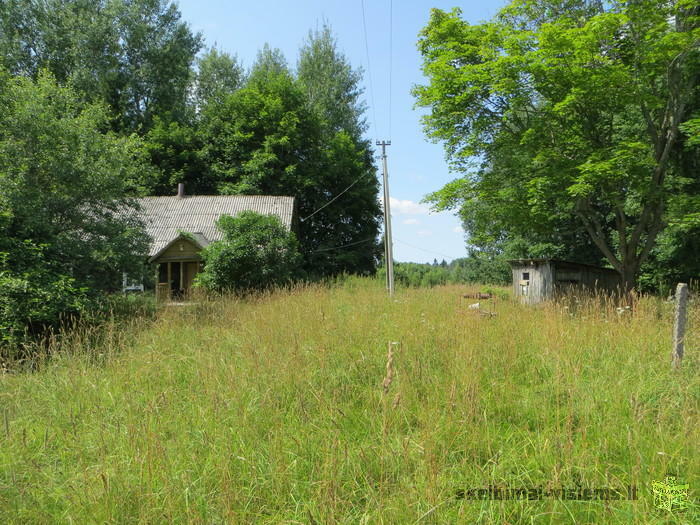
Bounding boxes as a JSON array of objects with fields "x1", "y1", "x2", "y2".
[
  {"x1": 129, "y1": 184, "x2": 297, "y2": 299},
  {"x1": 509, "y1": 258, "x2": 622, "y2": 304}
]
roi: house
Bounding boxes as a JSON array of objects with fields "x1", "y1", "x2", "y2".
[
  {"x1": 508, "y1": 258, "x2": 622, "y2": 304},
  {"x1": 132, "y1": 184, "x2": 297, "y2": 298}
]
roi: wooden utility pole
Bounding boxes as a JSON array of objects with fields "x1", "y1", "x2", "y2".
[
  {"x1": 672, "y1": 282, "x2": 689, "y2": 368},
  {"x1": 377, "y1": 140, "x2": 394, "y2": 296}
]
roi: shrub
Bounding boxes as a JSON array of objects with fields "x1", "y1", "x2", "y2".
[
  {"x1": 196, "y1": 211, "x2": 302, "y2": 293},
  {"x1": 0, "y1": 73, "x2": 150, "y2": 346},
  {"x1": 0, "y1": 248, "x2": 90, "y2": 346}
]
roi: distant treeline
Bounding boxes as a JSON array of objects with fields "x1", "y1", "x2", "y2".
[{"x1": 377, "y1": 255, "x2": 510, "y2": 288}]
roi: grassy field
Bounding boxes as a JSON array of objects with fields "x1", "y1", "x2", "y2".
[{"x1": 0, "y1": 278, "x2": 698, "y2": 523}]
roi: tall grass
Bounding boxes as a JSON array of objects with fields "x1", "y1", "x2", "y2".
[{"x1": 0, "y1": 278, "x2": 698, "y2": 523}]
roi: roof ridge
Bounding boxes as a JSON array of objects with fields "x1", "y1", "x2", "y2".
[{"x1": 138, "y1": 194, "x2": 295, "y2": 199}]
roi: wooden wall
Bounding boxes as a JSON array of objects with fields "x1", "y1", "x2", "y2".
[
  {"x1": 155, "y1": 238, "x2": 202, "y2": 262},
  {"x1": 552, "y1": 262, "x2": 621, "y2": 295},
  {"x1": 511, "y1": 261, "x2": 553, "y2": 304},
  {"x1": 512, "y1": 260, "x2": 622, "y2": 303}
]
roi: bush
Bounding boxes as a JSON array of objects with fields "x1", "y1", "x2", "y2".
[
  {"x1": 0, "y1": 73, "x2": 150, "y2": 346},
  {"x1": 196, "y1": 211, "x2": 302, "y2": 293},
  {"x1": 0, "y1": 249, "x2": 90, "y2": 346}
]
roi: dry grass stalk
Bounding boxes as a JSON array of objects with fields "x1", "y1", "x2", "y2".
[{"x1": 382, "y1": 342, "x2": 399, "y2": 394}]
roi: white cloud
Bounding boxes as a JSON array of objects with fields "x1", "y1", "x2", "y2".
[
  {"x1": 388, "y1": 197, "x2": 430, "y2": 215},
  {"x1": 416, "y1": 229, "x2": 433, "y2": 237},
  {"x1": 453, "y1": 225, "x2": 464, "y2": 233},
  {"x1": 403, "y1": 218, "x2": 420, "y2": 225}
]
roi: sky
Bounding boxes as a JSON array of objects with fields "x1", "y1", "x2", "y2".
[{"x1": 177, "y1": 0, "x2": 504, "y2": 263}]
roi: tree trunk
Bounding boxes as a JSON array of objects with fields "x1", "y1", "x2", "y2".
[{"x1": 618, "y1": 261, "x2": 638, "y2": 295}]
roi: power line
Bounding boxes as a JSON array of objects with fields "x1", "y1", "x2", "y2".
[
  {"x1": 360, "y1": 0, "x2": 379, "y2": 139},
  {"x1": 394, "y1": 238, "x2": 459, "y2": 261},
  {"x1": 313, "y1": 237, "x2": 376, "y2": 253},
  {"x1": 389, "y1": 0, "x2": 393, "y2": 140},
  {"x1": 299, "y1": 173, "x2": 366, "y2": 223}
]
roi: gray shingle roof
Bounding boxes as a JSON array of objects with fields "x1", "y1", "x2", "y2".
[{"x1": 137, "y1": 195, "x2": 296, "y2": 257}]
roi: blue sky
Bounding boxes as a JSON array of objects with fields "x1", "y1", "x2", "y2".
[{"x1": 177, "y1": 0, "x2": 504, "y2": 263}]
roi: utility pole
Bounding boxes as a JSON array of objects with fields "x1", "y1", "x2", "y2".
[{"x1": 377, "y1": 140, "x2": 394, "y2": 296}]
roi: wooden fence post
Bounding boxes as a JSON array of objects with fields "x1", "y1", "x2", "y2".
[{"x1": 672, "y1": 283, "x2": 689, "y2": 368}]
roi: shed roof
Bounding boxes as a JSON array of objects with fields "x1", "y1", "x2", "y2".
[
  {"x1": 137, "y1": 195, "x2": 296, "y2": 257},
  {"x1": 507, "y1": 258, "x2": 619, "y2": 274}
]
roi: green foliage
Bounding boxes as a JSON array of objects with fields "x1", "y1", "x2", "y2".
[
  {"x1": 142, "y1": 118, "x2": 210, "y2": 195},
  {"x1": 0, "y1": 246, "x2": 90, "y2": 345},
  {"x1": 377, "y1": 254, "x2": 511, "y2": 289},
  {"x1": 247, "y1": 44, "x2": 290, "y2": 86},
  {"x1": 415, "y1": 0, "x2": 700, "y2": 290},
  {"x1": 297, "y1": 23, "x2": 367, "y2": 138},
  {"x1": 0, "y1": 0, "x2": 203, "y2": 132},
  {"x1": 679, "y1": 116, "x2": 700, "y2": 148},
  {"x1": 196, "y1": 211, "x2": 302, "y2": 293},
  {"x1": 0, "y1": 72, "x2": 150, "y2": 343},
  {"x1": 194, "y1": 47, "x2": 244, "y2": 111},
  {"x1": 202, "y1": 67, "x2": 316, "y2": 195},
  {"x1": 201, "y1": 46, "x2": 381, "y2": 276}
]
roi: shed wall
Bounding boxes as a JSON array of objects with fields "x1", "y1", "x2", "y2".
[
  {"x1": 512, "y1": 261, "x2": 553, "y2": 304},
  {"x1": 510, "y1": 259, "x2": 622, "y2": 303},
  {"x1": 552, "y1": 262, "x2": 621, "y2": 295}
]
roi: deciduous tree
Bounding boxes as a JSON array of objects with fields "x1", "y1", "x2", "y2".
[
  {"x1": 415, "y1": 0, "x2": 699, "y2": 290},
  {"x1": 0, "y1": 72, "x2": 149, "y2": 342},
  {"x1": 0, "y1": 0, "x2": 202, "y2": 132}
]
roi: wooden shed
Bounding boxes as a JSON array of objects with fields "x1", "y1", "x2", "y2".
[
  {"x1": 508, "y1": 259, "x2": 621, "y2": 304},
  {"x1": 132, "y1": 185, "x2": 297, "y2": 299}
]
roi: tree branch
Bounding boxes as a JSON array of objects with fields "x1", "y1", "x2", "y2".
[
  {"x1": 576, "y1": 203, "x2": 621, "y2": 271},
  {"x1": 614, "y1": 203, "x2": 628, "y2": 260}
]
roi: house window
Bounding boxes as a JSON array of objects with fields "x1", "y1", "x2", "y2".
[{"x1": 522, "y1": 272, "x2": 530, "y2": 280}]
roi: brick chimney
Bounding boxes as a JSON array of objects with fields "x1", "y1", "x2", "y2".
[{"x1": 177, "y1": 183, "x2": 185, "y2": 198}]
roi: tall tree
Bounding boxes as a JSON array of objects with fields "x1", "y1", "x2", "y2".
[
  {"x1": 0, "y1": 72, "x2": 149, "y2": 342},
  {"x1": 296, "y1": 24, "x2": 382, "y2": 274},
  {"x1": 415, "y1": 0, "x2": 700, "y2": 290},
  {"x1": 194, "y1": 47, "x2": 244, "y2": 111},
  {"x1": 202, "y1": 45, "x2": 381, "y2": 276},
  {"x1": 202, "y1": 62, "x2": 315, "y2": 196},
  {"x1": 297, "y1": 23, "x2": 367, "y2": 138},
  {"x1": 0, "y1": 0, "x2": 202, "y2": 132}
]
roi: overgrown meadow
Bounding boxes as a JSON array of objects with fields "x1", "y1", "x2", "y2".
[{"x1": 1, "y1": 278, "x2": 698, "y2": 523}]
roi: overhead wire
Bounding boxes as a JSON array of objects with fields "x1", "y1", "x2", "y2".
[
  {"x1": 299, "y1": 175, "x2": 366, "y2": 223},
  {"x1": 361, "y1": 0, "x2": 379, "y2": 139},
  {"x1": 394, "y1": 238, "x2": 460, "y2": 261},
  {"x1": 313, "y1": 237, "x2": 377, "y2": 253},
  {"x1": 389, "y1": 0, "x2": 392, "y2": 140},
  {"x1": 301, "y1": 1, "x2": 398, "y2": 257},
  {"x1": 307, "y1": 3, "x2": 455, "y2": 265}
]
